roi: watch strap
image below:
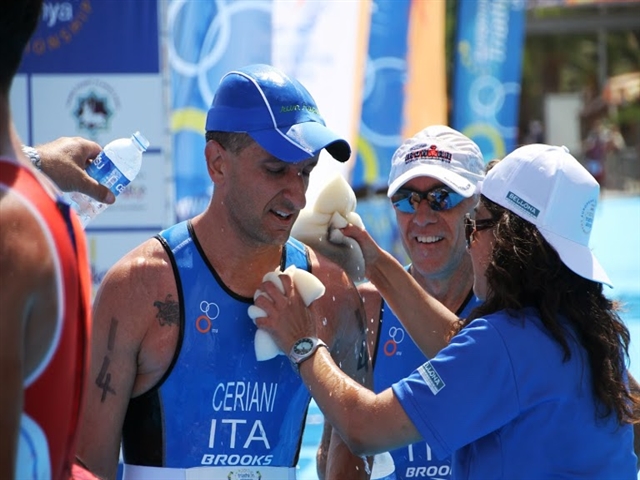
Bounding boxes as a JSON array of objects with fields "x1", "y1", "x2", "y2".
[
  {"x1": 289, "y1": 338, "x2": 328, "y2": 373},
  {"x1": 21, "y1": 145, "x2": 42, "y2": 171}
]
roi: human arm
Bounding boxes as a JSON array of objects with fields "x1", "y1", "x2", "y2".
[
  {"x1": 316, "y1": 421, "x2": 332, "y2": 480},
  {"x1": 255, "y1": 272, "x2": 526, "y2": 458},
  {"x1": 307, "y1": 249, "x2": 374, "y2": 479},
  {"x1": 33, "y1": 137, "x2": 116, "y2": 204},
  {"x1": 254, "y1": 274, "x2": 421, "y2": 456},
  {"x1": 317, "y1": 281, "x2": 381, "y2": 479},
  {"x1": 75, "y1": 241, "x2": 172, "y2": 480},
  {"x1": 317, "y1": 421, "x2": 373, "y2": 480}
]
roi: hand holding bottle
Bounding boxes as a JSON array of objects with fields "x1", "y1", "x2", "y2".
[
  {"x1": 64, "y1": 131, "x2": 149, "y2": 228},
  {"x1": 33, "y1": 136, "x2": 116, "y2": 205}
]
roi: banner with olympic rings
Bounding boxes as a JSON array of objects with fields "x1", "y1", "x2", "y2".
[
  {"x1": 451, "y1": 0, "x2": 527, "y2": 163},
  {"x1": 169, "y1": 0, "x2": 273, "y2": 222},
  {"x1": 349, "y1": 0, "x2": 411, "y2": 193},
  {"x1": 350, "y1": 0, "x2": 447, "y2": 192}
]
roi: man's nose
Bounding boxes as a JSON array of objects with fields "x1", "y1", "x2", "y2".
[
  {"x1": 283, "y1": 170, "x2": 307, "y2": 210},
  {"x1": 411, "y1": 198, "x2": 438, "y2": 226}
]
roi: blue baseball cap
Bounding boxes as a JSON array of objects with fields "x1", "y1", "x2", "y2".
[{"x1": 205, "y1": 64, "x2": 351, "y2": 163}]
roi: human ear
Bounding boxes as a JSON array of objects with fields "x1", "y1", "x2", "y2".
[{"x1": 205, "y1": 140, "x2": 226, "y2": 182}]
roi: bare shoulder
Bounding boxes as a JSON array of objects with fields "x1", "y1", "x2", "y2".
[
  {"x1": 357, "y1": 281, "x2": 380, "y2": 305},
  {"x1": 0, "y1": 189, "x2": 54, "y2": 281},
  {"x1": 95, "y1": 236, "x2": 174, "y2": 307},
  {"x1": 92, "y1": 236, "x2": 180, "y2": 396},
  {"x1": 306, "y1": 245, "x2": 353, "y2": 287},
  {"x1": 0, "y1": 190, "x2": 55, "y2": 274},
  {"x1": 0, "y1": 190, "x2": 56, "y2": 376},
  {"x1": 77, "y1": 235, "x2": 179, "y2": 477}
]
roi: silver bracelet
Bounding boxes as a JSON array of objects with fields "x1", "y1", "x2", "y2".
[{"x1": 21, "y1": 145, "x2": 42, "y2": 170}]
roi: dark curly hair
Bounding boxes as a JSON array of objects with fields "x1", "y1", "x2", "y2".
[{"x1": 458, "y1": 195, "x2": 639, "y2": 426}]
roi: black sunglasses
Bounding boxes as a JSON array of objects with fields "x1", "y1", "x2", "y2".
[
  {"x1": 464, "y1": 213, "x2": 496, "y2": 248},
  {"x1": 391, "y1": 186, "x2": 465, "y2": 214}
]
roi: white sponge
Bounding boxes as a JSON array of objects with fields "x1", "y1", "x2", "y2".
[
  {"x1": 291, "y1": 173, "x2": 366, "y2": 282},
  {"x1": 248, "y1": 266, "x2": 326, "y2": 361}
]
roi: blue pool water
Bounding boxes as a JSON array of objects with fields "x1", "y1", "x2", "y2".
[
  {"x1": 297, "y1": 194, "x2": 640, "y2": 479},
  {"x1": 590, "y1": 195, "x2": 640, "y2": 379}
]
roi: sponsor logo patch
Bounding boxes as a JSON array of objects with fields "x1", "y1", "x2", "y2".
[
  {"x1": 506, "y1": 191, "x2": 539, "y2": 218},
  {"x1": 418, "y1": 362, "x2": 445, "y2": 395},
  {"x1": 383, "y1": 326, "x2": 405, "y2": 357},
  {"x1": 405, "y1": 145, "x2": 452, "y2": 164},
  {"x1": 195, "y1": 300, "x2": 221, "y2": 334}
]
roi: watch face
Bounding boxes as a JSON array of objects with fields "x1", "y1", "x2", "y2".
[{"x1": 293, "y1": 338, "x2": 314, "y2": 355}]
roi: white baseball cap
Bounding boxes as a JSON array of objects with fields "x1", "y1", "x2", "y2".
[
  {"x1": 479, "y1": 143, "x2": 612, "y2": 287},
  {"x1": 387, "y1": 125, "x2": 485, "y2": 198}
]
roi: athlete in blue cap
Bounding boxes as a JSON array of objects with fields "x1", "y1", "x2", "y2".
[{"x1": 75, "y1": 64, "x2": 371, "y2": 480}]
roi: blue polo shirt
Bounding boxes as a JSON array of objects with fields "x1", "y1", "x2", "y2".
[{"x1": 393, "y1": 307, "x2": 637, "y2": 479}]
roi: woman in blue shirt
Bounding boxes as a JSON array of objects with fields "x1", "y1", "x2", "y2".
[{"x1": 255, "y1": 143, "x2": 639, "y2": 479}]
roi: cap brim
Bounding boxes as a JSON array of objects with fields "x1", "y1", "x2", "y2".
[
  {"x1": 388, "y1": 164, "x2": 477, "y2": 198},
  {"x1": 539, "y1": 227, "x2": 613, "y2": 288},
  {"x1": 250, "y1": 121, "x2": 351, "y2": 163}
]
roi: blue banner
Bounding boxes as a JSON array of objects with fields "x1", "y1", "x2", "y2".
[
  {"x1": 350, "y1": 1, "x2": 411, "y2": 258},
  {"x1": 451, "y1": 0, "x2": 526, "y2": 162},
  {"x1": 350, "y1": 0, "x2": 411, "y2": 192},
  {"x1": 19, "y1": 0, "x2": 159, "y2": 74},
  {"x1": 168, "y1": 0, "x2": 272, "y2": 222}
]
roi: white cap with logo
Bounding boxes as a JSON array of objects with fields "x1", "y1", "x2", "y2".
[
  {"x1": 387, "y1": 125, "x2": 485, "y2": 198},
  {"x1": 479, "y1": 143, "x2": 612, "y2": 287}
]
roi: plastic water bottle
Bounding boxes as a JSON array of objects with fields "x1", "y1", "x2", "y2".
[
  {"x1": 64, "y1": 131, "x2": 149, "y2": 228},
  {"x1": 371, "y1": 452, "x2": 397, "y2": 480}
]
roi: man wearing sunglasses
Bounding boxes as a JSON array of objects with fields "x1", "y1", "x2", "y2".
[{"x1": 327, "y1": 125, "x2": 486, "y2": 480}]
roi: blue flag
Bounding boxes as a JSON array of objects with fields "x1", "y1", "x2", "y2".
[
  {"x1": 168, "y1": 0, "x2": 272, "y2": 222},
  {"x1": 452, "y1": 0, "x2": 526, "y2": 162}
]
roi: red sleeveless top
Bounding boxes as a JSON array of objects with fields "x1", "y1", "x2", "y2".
[{"x1": 0, "y1": 159, "x2": 92, "y2": 480}]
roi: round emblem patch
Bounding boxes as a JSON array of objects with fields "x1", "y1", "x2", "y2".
[{"x1": 581, "y1": 199, "x2": 597, "y2": 234}]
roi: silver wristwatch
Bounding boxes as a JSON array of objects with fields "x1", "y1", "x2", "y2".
[
  {"x1": 21, "y1": 145, "x2": 42, "y2": 170},
  {"x1": 289, "y1": 337, "x2": 328, "y2": 373}
]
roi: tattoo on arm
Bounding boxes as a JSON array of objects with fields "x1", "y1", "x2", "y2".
[
  {"x1": 153, "y1": 294, "x2": 179, "y2": 326},
  {"x1": 107, "y1": 316, "x2": 117, "y2": 350},
  {"x1": 95, "y1": 318, "x2": 118, "y2": 402}
]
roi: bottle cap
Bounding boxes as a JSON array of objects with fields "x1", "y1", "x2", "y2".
[{"x1": 132, "y1": 131, "x2": 150, "y2": 152}]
